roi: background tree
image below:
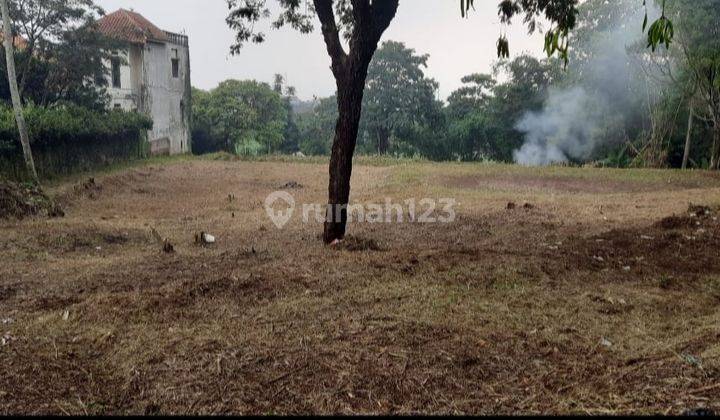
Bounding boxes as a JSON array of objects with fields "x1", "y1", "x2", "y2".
[
  {"x1": 560, "y1": 0, "x2": 664, "y2": 167},
  {"x1": 297, "y1": 95, "x2": 338, "y2": 156},
  {"x1": 561, "y1": 0, "x2": 717, "y2": 169},
  {"x1": 444, "y1": 56, "x2": 558, "y2": 162},
  {"x1": 446, "y1": 73, "x2": 496, "y2": 120},
  {"x1": 359, "y1": 40, "x2": 440, "y2": 155},
  {"x1": 0, "y1": 0, "x2": 117, "y2": 109},
  {"x1": 191, "y1": 80, "x2": 287, "y2": 156},
  {"x1": 190, "y1": 87, "x2": 221, "y2": 155},
  {"x1": 7, "y1": 0, "x2": 102, "y2": 96},
  {"x1": 273, "y1": 73, "x2": 302, "y2": 154},
  {"x1": 666, "y1": 0, "x2": 720, "y2": 169}
]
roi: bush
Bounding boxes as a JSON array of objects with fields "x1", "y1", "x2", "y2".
[{"x1": 0, "y1": 104, "x2": 152, "y2": 179}]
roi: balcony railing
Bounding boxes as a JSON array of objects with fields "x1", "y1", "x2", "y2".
[{"x1": 164, "y1": 31, "x2": 188, "y2": 47}]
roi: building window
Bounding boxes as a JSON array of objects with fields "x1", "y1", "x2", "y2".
[
  {"x1": 172, "y1": 59, "x2": 180, "y2": 78},
  {"x1": 171, "y1": 49, "x2": 179, "y2": 78},
  {"x1": 111, "y1": 57, "x2": 121, "y2": 88},
  {"x1": 114, "y1": 104, "x2": 122, "y2": 110}
]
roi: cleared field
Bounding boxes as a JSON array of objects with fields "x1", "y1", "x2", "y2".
[{"x1": 1, "y1": 157, "x2": 720, "y2": 415}]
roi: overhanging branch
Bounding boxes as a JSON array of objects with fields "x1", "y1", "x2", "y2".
[{"x1": 313, "y1": 0, "x2": 347, "y2": 74}]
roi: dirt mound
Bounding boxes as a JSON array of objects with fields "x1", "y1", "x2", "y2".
[
  {"x1": 654, "y1": 215, "x2": 699, "y2": 230},
  {"x1": 568, "y1": 204, "x2": 720, "y2": 278},
  {"x1": 72, "y1": 177, "x2": 103, "y2": 200},
  {"x1": 0, "y1": 181, "x2": 64, "y2": 220},
  {"x1": 654, "y1": 204, "x2": 716, "y2": 230},
  {"x1": 688, "y1": 204, "x2": 714, "y2": 217}
]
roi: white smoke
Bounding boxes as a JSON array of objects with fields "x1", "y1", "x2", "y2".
[
  {"x1": 513, "y1": 2, "x2": 656, "y2": 166},
  {"x1": 514, "y1": 87, "x2": 597, "y2": 165}
]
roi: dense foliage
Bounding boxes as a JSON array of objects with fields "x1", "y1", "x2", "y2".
[
  {"x1": 665, "y1": 0, "x2": 720, "y2": 168},
  {"x1": 192, "y1": 80, "x2": 287, "y2": 156},
  {"x1": 0, "y1": 104, "x2": 152, "y2": 178},
  {"x1": 293, "y1": 49, "x2": 559, "y2": 163},
  {"x1": 269, "y1": 0, "x2": 716, "y2": 169},
  {"x1": 0, "y1": 104, "x2": 151, "y2": 147},
  {"x1": 273, "y1": 74, "x2": 302, "y2": 154},
  {"x1": 357, "y1": 41, "x2": 442, "y2": 155},
  {"x1": 2, "y1": 0, "x2": 119, "y2": 109},
  {"x1": 296, "y1": 96, "x2": 337, "y2": 157}
]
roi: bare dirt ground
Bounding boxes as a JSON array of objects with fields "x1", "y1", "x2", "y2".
[{"x1": 2, "y1": 157, "x2": 720, "y2": 415}]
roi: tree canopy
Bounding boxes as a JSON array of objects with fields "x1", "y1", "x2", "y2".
[
  {"x1": 666, "y1": 0, "x2": 720, "y2": 168},
  {"x1": 1, "y1": 0, "x2": 117, "y2": 109},
  {"x1": 192, "y1": 80, "x2": 287, "y2": 156},
  {"x1": 359, "y1": 41, "x2": 440, "y2": 155}
]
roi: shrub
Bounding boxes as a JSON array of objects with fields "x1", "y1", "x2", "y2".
[{"x1": 0, "y1": 104, "x2": 152, "y2": 179}]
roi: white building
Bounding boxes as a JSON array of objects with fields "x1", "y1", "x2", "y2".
[{"x1": 97, "y1": 9, "x2": 191, "y2": 155}]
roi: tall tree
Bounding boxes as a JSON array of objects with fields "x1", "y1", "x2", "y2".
[
  {"x1": 361, "y1": 40, "x2": 439, "y2": 155},
  {"x1": 297, "y1": 95, "x2": 338, "y2": 156},
  {"x1": 7, "y1": 0, "x2": 102, "y2": 97},
  {"x1": 445, "y1": 56, "x2": 557, "y2": 162},
  {"x1": 192, "y1": 80, "x2": 287, "y2": 156},
  {"x1": 667, "y1": 0, "x2": 720, "y2": 169},
  {"x1": 2, "y1": 0, "x2": 114, "y2": 109},
  {"x1": 1, "y1": 0, "x2": 37, "y2": 182},
  {"x1": 639, "y1": 0, "x2": 720, "y2": 169},
  {"x1": 273, "y1": 73, "x2": 302, "y2": 153},
  {"x1": 446, "y1": 73, "x2": 496, "y2": 120},
  {"x1": 226, "y1": 0, "x2": 672, "y2": 243}
]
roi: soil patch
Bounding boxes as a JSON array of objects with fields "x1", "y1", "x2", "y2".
[
  {"x1": 566, "y1": 205, "x2": 720, "y2": 278},
  {"x1": 0, "y1": 181, "x2": 64, "y2": 220}
]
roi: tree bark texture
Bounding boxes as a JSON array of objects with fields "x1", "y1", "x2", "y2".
[
  {"x1": 314, "y1": 0, "x2": 399, "y2": 243},
  {"x1": 1, "y1": 0, "x2": 38, "y2": 182}
]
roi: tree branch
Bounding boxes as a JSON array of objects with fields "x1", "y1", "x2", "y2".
[
  {"x1": 370, "y1": 0, "x2": 398, "y2": 41},
  {"x1": 313, "y1": 0, "x2": 347, "y2": 75},
  {"x1": 350, "y1": 0, "x2": 371, "y2": 29}
]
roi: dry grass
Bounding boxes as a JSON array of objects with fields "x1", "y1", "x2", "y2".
[{"x1": 1, "y1": 158, "x2": 720, "y2": 415}]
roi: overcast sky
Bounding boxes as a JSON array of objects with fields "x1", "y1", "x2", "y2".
[{"x1": 95, "y1": 0, "x2": 545, "y2": 101}]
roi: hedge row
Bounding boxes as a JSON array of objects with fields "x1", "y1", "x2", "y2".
[{"x1": 0, "y1": 104, "x2": 153, "y2": 180}]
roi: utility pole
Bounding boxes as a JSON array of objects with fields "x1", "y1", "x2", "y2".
[{"x1": 1, "y1": 0, "x2": 38, "y2": 182}]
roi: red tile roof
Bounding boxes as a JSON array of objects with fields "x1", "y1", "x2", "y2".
[{"x1": 97, "y1": 9, "x2": 167, "y2": 44}]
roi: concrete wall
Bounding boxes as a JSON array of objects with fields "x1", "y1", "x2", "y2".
[
  {"x1": 105, "y1": 38, "x2": 191, "y2": 156},
  {"x1": 105, "y1": 49, "x2": 135, "y2": 111},
  {"x1": 142, "y1": 40, "x2": 191, "y2": 155}
]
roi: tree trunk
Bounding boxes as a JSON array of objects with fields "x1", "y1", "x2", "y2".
[
  {"x1": 323, "y1": 64, "x2": 370, "y2": 243},
  {"x1": 376, "y1": 127, "x2": 390, "y2": 155},
  {"x1": 1, "y1": 0, "x2": 38, "y2": 182},
  {"x1": 711, "y1": 123, "x2": 720, "y2": 171},
  {"x1": 314, "y1": 0, "x2": 399, "y2": 243},
  {"x1": 682, "y1": 105, "x2": 693, "y2": 170}
]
